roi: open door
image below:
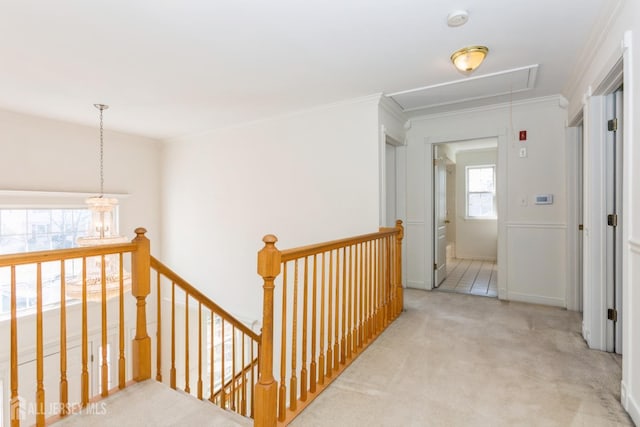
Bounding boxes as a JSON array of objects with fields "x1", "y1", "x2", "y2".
[
  {"x1": 433, "y1": 146, "x2": 447, "y2": 287},
  {"x1": 605, "y1": 87, "x2": 623, "y2": 354}
]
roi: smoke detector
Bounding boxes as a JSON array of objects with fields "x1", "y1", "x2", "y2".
[{"x1": 447, "y1": 10, "x2": 469, "y2": 27}]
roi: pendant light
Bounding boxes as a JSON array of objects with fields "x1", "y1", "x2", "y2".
[{"x1": 66, "y1": 104, "x2": 131, "y2": 301}]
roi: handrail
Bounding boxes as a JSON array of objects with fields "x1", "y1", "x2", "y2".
[
  {"x1": 255, "y1": 220, "x2": 404, "y2": 427},
  {"x1": 150, "y1": 256, "x2": 260, "y2": 341},
  {"x1": 280, "y1": 228, "x2": 398, "y2": 261},
  {"x1": 0, "y1": 242, "x2": 137, "y2": 267}
]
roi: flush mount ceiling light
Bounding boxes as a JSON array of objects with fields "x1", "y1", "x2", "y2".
[{"x1": 451, "y1": 46, "x2": 489, "y2": 74}]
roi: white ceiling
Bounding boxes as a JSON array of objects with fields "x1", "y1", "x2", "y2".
[{"x1": 0, "y1": 1, "x2": 613, "y2": 140}]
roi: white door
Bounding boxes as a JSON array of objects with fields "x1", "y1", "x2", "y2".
[
  {"x1": 433, "y1": 146, "x2": 447, "y2": 287},
  {"x1": 605, "y1": 88, "x2": 623, "y2": 354}
]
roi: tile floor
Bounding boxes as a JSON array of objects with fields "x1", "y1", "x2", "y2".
[{"x1": 436, "y1": 258, "x2": 497, "y2": 297}]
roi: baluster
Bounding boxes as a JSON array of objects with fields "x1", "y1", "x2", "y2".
[
  {"x1": 301, "y1": 257, "x2": 308, "y2": 401},
  {"x1": 388, "y1": 237, "x2": 394, "y2": 316},
  {"x1": 278, "y1": 263, "x2": 287, "y2": 421},
  {"x1": 170, "y1": 282, "x2": 176, "y2": 389},
  {"x1": 241, "y1": 332, "x2": 247, "y2": 416},
  {"x1": 198, "y1": 302, "x2": 203, "y2": 400},
  {"x1": 250, "y1": 339, "x2": 255, "y2": 418},
  {"x1": 10, "y1": 265, "x2": 19, "y2": 427},
  {"x1": 340, "y1": 247, "x2": 347, "y2": 364},
  {"x1": 326, "y1": 251, "x2": 333, "y2": 378},
  {"x1": 371, "y1": 239, "x2": 380, "y2": 337},
  {"x1": 81, "y1": 258, "x2": 89, "y2": 406},
  {"x1": 156, "y1": 270, "x2": 162, "y2": 382},
  {"x1": 101, "y1": 255, "x2": 108, "y2": 397},
  {"x1": 220, "y1": 320, "x2": 225, "y2": 408},
  {"x1": 59, "y1": 261, "x2": 68, "y2": 416},
  {"x1": 36, "y1": 263, "x2": 45, "y2": 426},
  {"x1": 119, "y1": 254, "x2": 126, "y2": 389},
  {"x1": 209, "y1": 312, "x2": 215, "y2": 402},
  {"x1": 367, "y1": 240, "x2": 373, "y2": 340},
  {"x1": 318, "y1": 252, "x2": 326, "y2": 384},
  {"x1": 231, "y1": 325, "x2": 236, "y2": 411},
  {"x1": 333, "y1": 249, "x2": 340, "y2": 372},
  {"x1": 290, "y1": 261, "x2": 298, "y2": 411},
  {"x1": 310, "y1": 254, "x2": 318, "y2": 393},
  {"x1": 358, "y1": 243, "x2": 364, "y2": 349},
  {"x1": 386, "y1": 235, "x2": 392, "y2": 324},
  {"x1": 346, "y1": 246, "x2": 352, "y2": 360},
  {"x1": 185, "y1": 293, "x2": 190, "y2": 394}
]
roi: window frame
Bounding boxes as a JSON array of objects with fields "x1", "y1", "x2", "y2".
[
  {"x1": 465, "y1": 164, "x2": 497, "y2": 220},
  {"x1": 0, "y1": 190, "x2": 126, "y2": 319}
]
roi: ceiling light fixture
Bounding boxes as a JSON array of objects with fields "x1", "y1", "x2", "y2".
[
  {"x1": 66, "y1": 104, "x2": 131, "y2": 301},
  {"x1": 450, "y1": 46, "x2": 489, "y2": 74}
]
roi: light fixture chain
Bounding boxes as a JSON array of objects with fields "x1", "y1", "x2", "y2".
[{"x1": 99, "y1": 106, "x2": 104, "y2": 197}]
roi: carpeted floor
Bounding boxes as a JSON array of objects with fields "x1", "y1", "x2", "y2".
[
  {"x1": 290, "y1": 289, "x2": 632, "y2": 427},
  {"x1": 52, "y1": 380, "x2": 251, "y2": 427}
]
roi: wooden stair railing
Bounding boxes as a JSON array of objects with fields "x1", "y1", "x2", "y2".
[
  {"x1": 2, "y1": 223, "x2": 404, "y2": 427},
  {"x1": 149, "y1": 256, "x2": 261, "y2": 418},
  {"x1": 255, "y1": 220, "x2": 404, "y2": 427},
  {"x1": 1, "y1": 228, "x2": 151, "y2": 427}
]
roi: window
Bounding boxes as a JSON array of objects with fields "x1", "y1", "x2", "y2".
[
  {"x1": 0, "y1": 208, "x2": 92, "y2": 315},
  {"x1": 466, "y1": 165, "x2": 496, "y2": 218}
]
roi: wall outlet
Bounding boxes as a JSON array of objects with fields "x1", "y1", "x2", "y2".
[{"x1": 519, "y1": 147, "x2": 527, "y2": 158}]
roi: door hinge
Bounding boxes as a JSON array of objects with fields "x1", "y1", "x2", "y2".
[
  {"x1": 434, "y1": 263, "x2": 438, "y2": 271},
  {"x1": 607, "y1": 214, "x2": 618, "y2": 227},
  {"x1": 91, "y1": 354, "x2": 94, "y2": 363},
  {"x1": 608, "y1": 118, "x2": 618, "y2": 132},
  {"x1": 607, "y1": 308, "x2": 618, "y2": 322},
  {"x1": 433, "y1": 159, "x2": 437, "y2": 166},
  {"x1": 578, "y1": 224, "x2": 584, "y2": 231}
]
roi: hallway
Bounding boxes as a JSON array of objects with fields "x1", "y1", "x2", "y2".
[
  {"x1": 292, "y1": 289, "x2": 631, "y2": 426},
  {"x1": 436, "y1": 258, "x2": 498, "y2": 297}
]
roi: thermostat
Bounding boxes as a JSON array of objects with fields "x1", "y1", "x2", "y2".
[{"x1": 535, "y1": 194, "x2": 553, "y2": 205}]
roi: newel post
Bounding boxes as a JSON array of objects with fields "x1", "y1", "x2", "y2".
[
  {"x1": 255, "y1": 235, "x2": 281, "y2": 427},
  {"x1": 131, "y1": 228, "x2": 152, "y2": 381},
  {"x1": 395, "y1": 220, "x2": 404, "y2": 315}
]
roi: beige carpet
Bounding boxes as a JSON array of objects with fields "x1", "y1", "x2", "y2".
[
  {"x1": 291, "y1": 289, "x2": 632, "y2": 427},
  {"x1": 52, "y1": 380, "x2": 251, "y2": 427}
]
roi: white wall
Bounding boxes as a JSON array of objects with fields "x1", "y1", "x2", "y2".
[
  {"x1": 161, "y1": 95, "x2": 382, "y2": 322},
  {"x1": 454, "y1": 149, "x2": 497, "y2": 260},
  {"x1": 404, "y1": 96, "x2": 568, "y2": 308},
  {"x1": 564, "y1": 0, "x2": 639, "y2": 422}
]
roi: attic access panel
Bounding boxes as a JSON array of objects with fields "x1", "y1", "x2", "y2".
[{"x1": 388, "y1": 65, "x2": 538, "y2": 112}]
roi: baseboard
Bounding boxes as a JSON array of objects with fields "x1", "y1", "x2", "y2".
[
  {"x1": 406, "y1": 280, "x2": 428, "y2": 290},
  {"x1": 623, "y1": 381, "x2": 640, "y2": 425},
  {"x1": 507, "y1": 291, "x2": 565, "y2": 307}
]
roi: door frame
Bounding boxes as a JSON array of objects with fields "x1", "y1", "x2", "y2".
[
  {"x1": 425, "y1": 131, "x2": 507, "y2": 297},
  {"x1": 581, "y1": 57, "x2": 624, "y2": 352}
]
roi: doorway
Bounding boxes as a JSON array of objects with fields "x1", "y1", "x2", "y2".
[
  {"x1": 582, "y1": 60, "x2": 625, "y2": 355},
  {"x1": 432, "y1": 138, "x2": 498, "y2": 297},
  {"x1": 605, "y1": 87, "x2": 623, "y2": 354}
]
